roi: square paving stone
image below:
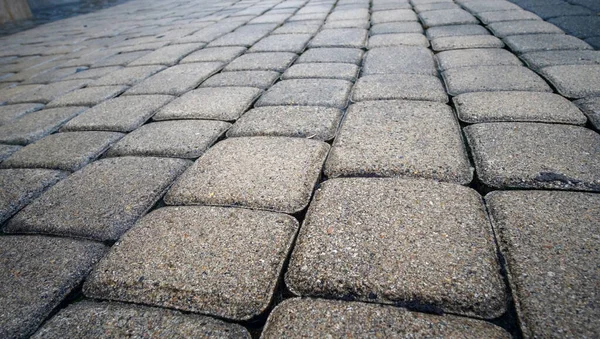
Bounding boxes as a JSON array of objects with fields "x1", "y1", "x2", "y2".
[
  {"x1": 61, "y1": 66, "x2": 124, "y2": 81},
  {"x1": 465, "y1": 122, "x2": 600, "y2": 191},
  {"x1": 0, "y1": 236, "x2": 107, "y2": 339},
  {"x1": 486, "y1": 190, "x2": 600, "y2": 338},
  {"x1": 296, "y1": 48, "x2": 364, "y2": 65},
  {"x1": 91, "y1": 52, "x2": 148, "y2": 67},
  {"x1": 124, "y1": 63, "x2": 223, "y2": 96},
  {"x1": 520, "y1": 50, "x2": 600, "y2": 70},
  {"x1": 426, "y1": 25, "x2": 490, "y2": 39},
  {"x1": 503, "y1": 34, "x2": 593, "y2": 54},
  {"x1": 83, "y1": 206, "x2": 298, "y2": 320},
  {"x1": 308, "y1": 29, "x2": 368, "y2": 48},
  {"x1": 371, "y1": 9, "x2": 418, "y2": 24},
  {"x1": 153, "y1": 87, "x2": 262, "y2": 121},
  {"x1": 286, "y1": 177, "x2": 506, "y2": 319},
  {"x1": 575, "y1": 97, "x2": 600, "y2": 130},
  {"x1": 164, "y1": 137, "x2": 329, "y2": 213},
  {"x1": 1, "y1": 131, "x2": 123, "y2": 171},
  {"x1": 323, "y1": 19, "x2": 370, "y2": 30},
  {"x1": 208, "y1": 30, "x2": 270, "y2": 48},
  {"x1": 4, "y1": 156, "x2": 190, "y2": 241},
  {"x1": 325, "y1": 100, "x2": 472, "y2": 184},
  {"x1": 460, "y1": 1, "x2": 521, "y2": 13},
  {"x1": 106, "y1": 120, "x2": 230, "y2": 158},
  {"x1": 487, "y1": 20, "x2": 564, "y2": 38},
  {"x1": 249, "y1": 34, "x2": 312, "y2": 53},
  {"x1": 9, "y1": 80, "x2": 89, "y2": 104},
  {"x1": 414, "y1": 2, "x2": 460, "y2": 13},
  {"x1": 0, "y1": 144, "x2": 21, "y2": 162},
  {"x1": 262, "y1": 298, "x2": 511, "y2": 338},
  {"x1": 46, "y1": 85, "x2": 127, "y2": 108},
  {"x1": 352, "y1": 74, "x2": 448, "y2": 102},
  {"x1": 32, "y1": 301, "x2": 251, "y2": 339},
  {"x1": 476, "y1": 10, "x2": 541, "y2": 24},
  {"x1": 538, "y1": 65, "x2": 600, "y2": 99},
  {"x1": 256, "y1": 79, "x2": 352, "y2": 109},
  {"x1": 200, "y1": 71, "x2": 280, "y2": 89},
  {"x1": 180, "y1": 47, "x2": 246, "y2": 63},
  {"x1": 92, "y1": 65, "x2": 166, "y2": 86},
  {"x1": 0, "y1": 106, "x2": 86, "y2": 145},
  {"x1": 454, "y1": 91, "x2": 587, "y2": 125},
  {"x1": 548, "y1": 15, "x2": 600, "y2": 39},
  {"x1": 419, "y1": 9, "x2": 479, "y2": 27},
  {"x1": 227, "y1": 106, "x2": 343, "y2": 141},
  {"x1": 61, "y1": 95, "x2": 172, "y2": 133},
  {"x1": 367, "y1": 33, "x2": 429, "y2": 48},
  {"x1": 128, "y1": 43, "x2": 202, "y2": 66},
  {"x1": 370, "y1": 22, "x2": 424, "y2": 35},
  {"x1": 0, "y1": 103, "x2": 44, "y2": 125},
  {"x1": 431, "y1": 35, "x2": 505, "y2": 51},
  {"x1": 224, "y1": 52, "x2": 297, "y2": 72},
  {"x1": 442, "y1": 66, "x2": 552, "y2": 96},
  {"x1": 0, "y1": 169, "x2": 66, "y2": 224},
  {"x1": 436, "y1": 48, "x2": 522, "y2": 71},
  {"x1": 281, "y1": 63, "x2": 359, "y2": 81},
  {"x1": 362, "y1": 46, "x2": 436, "y2": 75}
]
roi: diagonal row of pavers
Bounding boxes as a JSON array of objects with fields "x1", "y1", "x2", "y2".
[{"x1": 0, "y1": 0, "x2": 599, "y2": 338}]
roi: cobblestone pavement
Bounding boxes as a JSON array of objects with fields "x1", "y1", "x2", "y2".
[{"x1": 0, "y1": 0, "x2": 599, "y2": 338}]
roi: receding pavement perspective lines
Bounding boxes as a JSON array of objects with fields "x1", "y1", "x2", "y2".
[{"x1": 0, "y1": 0, "x2": 599, "y2": 338}]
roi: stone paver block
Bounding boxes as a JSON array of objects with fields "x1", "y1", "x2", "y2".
[
  {"x1": 461, "y1": 1, "x2": 521, "y2": 13},
  {"x1": 486, "y1": 191, "x2": 600, "y2": 338},
  {"x1": 106, "y1": 120, "x2": 230, "y2": 158},
  {"x1": 368, "y1": 33, "x2": 429, "y2": 48},
  {"x1": 153, "y1": 87, "x2": 261, "y2": 121},
  {"x1": 503, "y1": 34, "x2": 593, "y2": 54},
  {"x1": 4, "y1": 156, "x2": 190, "y2": 241},
  {"x1": 273, "y1": 22, "x2": 321, "y2": 35},
  {"x1": 426, "y1": 25, "x2": 490, "y2": 39},
  {"x1": 83, "y1": 206, "x2": 298, "y2": 320},
  {"x1": 262, "y1": 299, "x2": 511, "y2": 338},
  {"x1": 250, "y1": 34, "x2": 312, "y2": 53},
  {"x1": 465, "y1": 123, "x2": 600, "y2": 191},
  {"x1": 92, "y1": 65, "x2": 165, "y2": 86},
  {"x1": 476, "y1": 10, "x2": 541, "y2": 24},
  {"x1": 442, "y1": 66, "x2": 552, "y2": 96},
  {"x1": 0, "y1": 106, "x2": 86, "y2": 145},
  {"x1": 281, "y1": 63, "x2": 359, "y2": 81},
  {"x1": 128, "y1": 43, "x2": 201, "y2": 66},
  {"x1": 0, "y1": 85, "x2": 43, "y2": 105},
  {"x1": 419, "y1": 9, "x2": 479, "y2": 27},
  {"x1": 32, "y1": 301, "x2": 250, "y2": 339},
  {"x1": 227, "y1": 106, "x2": 343, "y2": 141},
  {"x1": 61, "y1": 95, "x2": 172, "y2": 132},
  {"x1": 208, "y1": 30, "x2": 269, "y2": 48},
  {"x1": 0, "y1": 144, "x2": 21, "y2": 162},
  {"x1": 92, "y1": 52, "x2": 148, "y2": 68},
  {"x1": 548, "y1": 15, "x2": 600, "y2": 39},
  {"x1": 46, "y1": 85, "x2": 127, "y2": 108},
  {"x1": 125, "y1": 63, "x2": 223, "y2": 96},
  {"x1": 575, "y1": 97, "x2": 600, "y2": 130},
  {"x1": 286, "y1": 178, "x2": 506, "y2": 318},
  {"x1": 454, "y1": 91, "x2": 587, "y2": 125},
  {"x1": 370, "y1": 22, "x2": 424, "y2": 35},
  {"x1": 352, "y1": 74, "x2": 448, "y2": 102},
  {"x1": 62, "y1": 66, "x2": 124, "y2": 81},
  {"x1": 256, "y1": 79, "x2": 352, "y2": 109},
  {"x1": 520, "y1": 50, "x2": 600, "y2": 70},
  {"x1": 165, "y1": 137, "x2": 329, "y2": 214},
  {"x1": 296, "y1": 48, "x2": 364, "y2": 65},
  {"x1": 324, "y1": 19, "x2": 370, "y2": 30},
  {"x1": 201, "y1": 71, "x2": 280, "y2": 89},
  {"x1": 436, "y1": 48, "x2": 521, "y2": 70},
  {"x1": 9, "y1": 80, "x2": 88, "y2": 104},
  {"x1": 180, "y1": 47, "x2": 246, "y2": 63},
  {"x1": 363, "y1": 46, "x2": 436, "y2": 75},
  {"x1": 0, "y1": 169, "x2": 66, "y2": 224},
  {"x1": 488, "y1": 20, "x2": 564, "y2": 38},
  {"x1": 224, "y1": 52, "x2": 297, "y2": 72},
  {"x1": 2, "y1": 131, "x2": 123, "y2": 171},
  {"x1": 414, "y1": 2, "x2": 459, "y2": 13},
  {"x1": 539, "y1": 65, "x2": 600, "y2": 99},
  {"x1": 308, "y1": 29, "x2": 368, "y2": 48},
  {"x1": 326, "y1": 100, "x2": 472, "y2": 183},
  {"x1": 0, "y1": 236, "x2": 107, "y2": 339},
  {"x1": 0, "y1": 103, "x2": 44, "y2": 125},
  {"x1": 432, "y1": 35, "x2": 505, "y2": 51},
  {"x1": 371, "y1": 9, "x2": 418, "y2": 24}
]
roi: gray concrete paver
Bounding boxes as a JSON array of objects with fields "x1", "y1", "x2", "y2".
[
  {"x1": 538, "y1": 65, "x2": 600, "y2": 99},
  {"x1": 352, "y1": 74, "x2": 448, "y2": 102},
  {"x1": 0, "y1": 103, "x2": 44, "y2": 125},
  {"x1": 282, "y1": 63, "x2": 359, "y2": 81},
  {"x1": 574, "y1": 97, "x2": 600, "y2": 130},
  {"x1": 46, "y1": 85, "x2": 127, "y2": 107},
  {"x1": 256, "y1": 79, "x2": 352, "y2": 109}
]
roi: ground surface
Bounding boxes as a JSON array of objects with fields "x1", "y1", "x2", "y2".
[{"x1": 0, "y1": 0, "x2": 599, "y2": 338}]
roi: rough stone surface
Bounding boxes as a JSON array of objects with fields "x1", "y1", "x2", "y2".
[
  {"x1": 0, "y1": 106, "x2": 86, "y2": 145},
  {"x1": 503, "y1": 34, "x2": 593, "y2": 54},
  {"x1": 1, "y1": 131, "x2": 123, "y2": 171},
  {"x1": 286, "y1": 178, "x2": 506, "y2": 319},
  {"x1": 426, "y1": 25, "x2": 490, "y2": 39},
  {"x1": 250, "y1": 34, "x2": 312, "y2": 53},
  {"x1": 4, "y1": 157, "x2": 190, "y2": 242},
  {"x1": 224, "y1": 52, "x2": 296, "y2": 72},
  {"x1": 548, "y1": 15, "x2": 600, "y2": 39},
  {"x1": 0, "y1": 85, "x2": 42, "y2": 105},
  {"x1": 128, "y1": 43, "x2": 201, "y2": 66},
  {"x1": 125, "y1": 63, "x2": 223, "y2": 96},
  {"x1": 227, "y1": 106, "x2": 343, "y2": 141},
  {"x1": 32, "y1": 301, "x2": 251, "y2": 339},
  {"x1": 256, "y1": 79, "x2": 352, "y2": 109},
  {"x1": 371, "y1": 9, "x2": 418, "y2": 24},
  {"x1": 436, "y1": 49, "x2": 522, "y2": 71},
  {"x1": 153, "y1": 87, "x2": 261, "y2": 121},
  {"x1": 0, "y1": 236, "x2": 107, "y2": 339},
  {"x1": 46, "y1": 85, "x2": 127, "y2": 107},
  {"x1": 538, "y1": 65, "x2": 600, "y2": 99},
  {"x1": 295, "y1": 48, "x2": 364, "y2": 65},
  {"x1": 309, "y1": 29, "x2": 368, "y2": 49},
  {"x1": 352, "y1": 74, "x2": 448, "y2": 103},
  {"x1": 92, "y1": 65, "x2": 165, "y2": 86},
  {"x1": 180, "y1": 46, "x2": 246, "y2": 63},
  {"x1": 487, "y1": 20, "x2": 564, "y2": 37},
  {"x1": 0, "y1": 103, "x2": 44, "y2": 125},
  {"x1": 0, "y1": 144, "x2": 21, "y2": 162},
  {"x1": 9, "y1": 80, "x2": 89, "y2": 104},
  {"x1": 165, "y1": 137, "x2": 329, "y2": 214},
  {"x1": 368, "y1": 33, "x2": 429, "y2": 48},
  {"x1": 431, "y1": 35, "x2": 505, "y2": 51},
  {"x1": 476, "y1": 10, "x2": 541, "y2": 24},
  {"x1": 0, "y1": 168, "x2": 66, "y2": 224},
  {"x1": 201, "y1": 71, "x2": 280, "y2": 89},
  {"x1": 281, "y1": 63, "x2": 359, "y2": 81},
  {"x1": 61, "y1": 95, "x2": 173, "y2": 132},
  {"x1": 575, "y1": 96, "x2": 600, "y2": 130},
  {"x1": 486, "y1": 191, "x2": 600, "y2": 338},
  {"x1": 442, "y1": 66, "x2": 552, "y2": 96},
  {"x1": 362, "y1": 46, "x2": 436, "y2": 75},
  {"x1": 520, "y1": 50, "x2": 600, "y2": 70},
  {"x1": 325, "y1": 100, "x2": 472, "y2": 184},
  {"x1": 453, "y1": 91, "x2": 587, "y2": 124},
  {"x1": 83, "y1": 206, "x2": 298, "y2": 321},
  {"x1": 106, "y1": 120, "x2": 230, "y2": 158},
  {"x1": 262, "y1": 299, "x2": 511, "y2": 338},
  {"x1": 419, "y1": 9, "x2": 479, "y2": 27},
  {"x1": 370, "y1": 22, "x2": 423, "y2": 35},
  {"x1": 465, "y1": 123, "x2": 600, "y2": 191}
]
